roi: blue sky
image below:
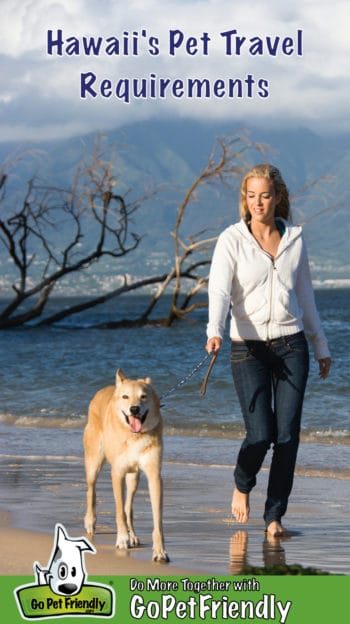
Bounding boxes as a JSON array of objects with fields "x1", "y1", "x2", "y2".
[{"x1": 1, "y1": 0, "x2": 349, "y2": 142}]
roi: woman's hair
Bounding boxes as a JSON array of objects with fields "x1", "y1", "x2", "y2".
[{"x1": 239, "y1": 164, "x2": 291, "y2": 222}]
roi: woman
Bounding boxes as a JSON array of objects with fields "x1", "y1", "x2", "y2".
[{"x1": 206, "y1": 164, "x2": 331, "y2": 537}]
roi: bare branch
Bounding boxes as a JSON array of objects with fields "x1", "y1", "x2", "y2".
[{"x1": 0, "y1": 139, "x2": 143, "y2": 327}]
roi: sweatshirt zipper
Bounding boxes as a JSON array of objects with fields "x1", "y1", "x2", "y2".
[{"x1": 266, "y1": 257, "x2": 277, "y2": 341}]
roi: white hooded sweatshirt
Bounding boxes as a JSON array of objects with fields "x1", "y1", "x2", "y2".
[{"x1": 206, "y1": 218, "x2": 330, "y2": 360}]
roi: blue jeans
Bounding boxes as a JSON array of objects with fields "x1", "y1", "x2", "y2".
[{"x1": 230, "y1": 331, "x2": 309, "y2": 526}]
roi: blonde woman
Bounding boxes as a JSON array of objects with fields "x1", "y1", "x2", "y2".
[{"x1": 206, "y1": 164, "x2": 331, "y2": 536}]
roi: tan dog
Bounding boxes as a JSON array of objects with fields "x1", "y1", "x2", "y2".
[{"x1": 83, "y1": 369, "x2": 169, "y2": 562}]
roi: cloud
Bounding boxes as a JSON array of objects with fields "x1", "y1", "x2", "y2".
[{"x1": 0, "y1": 0, "x2": 349, "y2": 142}]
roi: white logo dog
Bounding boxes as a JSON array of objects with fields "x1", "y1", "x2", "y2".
[{"x1": 34, "y1": 524, "x2": 95, "y2": 596}]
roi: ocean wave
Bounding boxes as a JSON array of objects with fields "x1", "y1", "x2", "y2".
[
  {"x1": 313, "y1": 278, "x2": 350, "y2": 289},
  {"x1": 164, "y1": 423, "x2": 245, "y2": 438},
  {"x1": 0, "y1": 454, "x2": 81, "y2": 462},
  {"x1": 301, "y1": 428, "x2": 350, "y2": 443},
  {"x1": 1, "y1": 413, "x2": 349, "y2": 446},
  {"x1": 0, "y1": 413, "x2": 87, "y2": 429},
  {"x1": 165, "y1": 424, "x2": 350, "y2": 445}
]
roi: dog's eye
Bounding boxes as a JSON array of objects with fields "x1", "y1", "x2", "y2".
[
  {"x1": 140, "y1": 394, "x2": 147, "y2": 401},
  {"x1": 122, "y1": 395, "x2": 129, "y2": 400},
  {"x1": 58, "y1": 563, "x2": 68, "y2": 580},
  {"x1": 71, "y1": 566, "x2": 77, "y2": 577}
]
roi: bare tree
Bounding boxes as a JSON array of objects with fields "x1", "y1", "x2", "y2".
[{"x1": 0, "y1": 142, "x2": 142, "y2": 328}]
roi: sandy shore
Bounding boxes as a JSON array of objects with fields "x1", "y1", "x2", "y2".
[
  {"x1": 1, "y1": 452, "x2": 350, "y2": 577},
  {"x1": 0, "y1": 512, "x2": 201, "y2": 576}
]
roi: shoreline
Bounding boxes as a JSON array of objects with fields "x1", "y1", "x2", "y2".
[{"x1": 1, "y1": 457, "x2": 349, "y2": 576}]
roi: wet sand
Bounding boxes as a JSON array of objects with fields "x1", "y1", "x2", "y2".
[{"x1": 0, "y1": 454, "x2": 349, "y2": 576}]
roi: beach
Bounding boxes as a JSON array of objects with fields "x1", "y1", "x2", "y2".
[
  {"x1": 0, "y1": 290, "x2": 349, "y2": 578},
  {"x1": 1, "y1": 436, "x2": 349, "y2": 577}
]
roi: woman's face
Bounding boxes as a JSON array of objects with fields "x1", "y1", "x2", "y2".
[{"x1": 245, "y1": 177, "x2": 280, "y2": 225}]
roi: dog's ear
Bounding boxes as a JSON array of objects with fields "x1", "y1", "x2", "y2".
[
  {"x1": 142, "y1": 377, "x2": 152, "y2": 385},
  {"x1": 116, "y1": 369, "x2": 127, "y2": 385}
]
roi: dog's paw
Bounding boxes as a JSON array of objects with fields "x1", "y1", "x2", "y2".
[
  {"x1": 129, "y1": 533, "x2": 140, "y2": 548},
  {"x1": 84, "y1": 516, "x2": 96, "y2": 536},
  {"x1": 152, "y1": 550, "x2": 170, "y2": 563},
  {"x1": 116, "y1": 534, "x2": 130, "y2": 550}
]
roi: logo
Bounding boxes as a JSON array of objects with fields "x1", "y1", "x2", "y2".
[{"x1": 15, "y1": 523, "x2": 115, "y2": 620}]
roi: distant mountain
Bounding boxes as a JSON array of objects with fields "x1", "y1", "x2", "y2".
[{"x1": 0, "y1": 120, "x2": 349, "y2": 292}]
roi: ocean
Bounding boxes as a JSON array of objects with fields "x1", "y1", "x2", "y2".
[
  {"x1": 0, "y1": 289, "x2": 349, "y2": 574},
  {"x1": 1, "y1": 289, "x2": 349, "y2": 461}
]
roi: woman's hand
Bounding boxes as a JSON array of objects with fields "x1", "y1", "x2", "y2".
[
  {"x1": 318, "y1": 357, "x2": 331, "y2": 379},
  {"x1": 206, "y1": 336, "x2": 222, "y2": 354}
]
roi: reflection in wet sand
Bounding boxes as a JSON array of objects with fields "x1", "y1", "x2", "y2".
[{"x1": 229, "y1": 530, "x2": 289, "y2": 574}]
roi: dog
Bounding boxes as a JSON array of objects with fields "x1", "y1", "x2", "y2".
[{"x1": 83, "y1": 369, "x2": 169, "y2": 562}]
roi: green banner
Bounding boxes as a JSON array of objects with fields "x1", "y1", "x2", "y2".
[{"x1": 1, "y1": 574, "x2": 348, "y2": 623}]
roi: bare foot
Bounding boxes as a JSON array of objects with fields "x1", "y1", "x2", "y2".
[
  {"x1": 266, "y1": 521, "x2": 286, "y2": 537},
  {"x1": 232, "y1": 488, "x2": 250, "y2": 523}
]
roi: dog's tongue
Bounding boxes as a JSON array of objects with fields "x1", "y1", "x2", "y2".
[{"x1": 129, "y1": 416, "x2": 142, "y2": 433}]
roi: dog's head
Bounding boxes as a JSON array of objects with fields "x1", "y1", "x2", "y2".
[{"x1": 114, "y1": 369, "x2": 161, "y2": 434}]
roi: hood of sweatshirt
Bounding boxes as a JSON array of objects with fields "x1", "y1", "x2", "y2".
[{"x1": 233, "y1": 218, "x2": 303, "y2": 258}]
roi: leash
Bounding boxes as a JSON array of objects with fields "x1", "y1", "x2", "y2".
[{"x1": 159, "y1": 351, "x2": 217, "y2": 405}]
